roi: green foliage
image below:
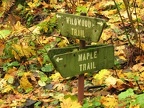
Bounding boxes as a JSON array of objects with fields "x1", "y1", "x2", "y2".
[
  {"x1": 0, "y1": 30, "x2": 11, "y2": 39},
  {"x1": 64, "y1": 94, "x2": 77, "y2": 101},
  {"x1": 41, "y1": 63, "x2": 54, "y2": 72},
  {"x1": 134, "y1": 94, "x2": 144, "y2": 107},
  {"x1": 76, "y1": 6, "x2": 88, "y2": 15},
  {"x1": 39, "y1": 72, "x2": 48, "y2": 82},
  {"x1": 83, "y1": 97, "x2": 103, "y2": 108},
  {"x1": 3, "y1": 61, "x2": 20, "y2": 71},
  {"x1": 118, "y1": 89, "x2": 144, "y2": 107},
  {"x1": 38, "y1": 15, "x2": 57, "y2": 34},
  {"x1": 38, "y1": 71, "x2": 51, "y2": 87},
  {"x1": 118, "y1": 89, "x2": 135, "y2": 107},
  {"x1": 118, "y1": 88, "x2": 135, "y2": 100},
  {"x1": 34, "y1": 101, "x2": 42, "y2": 108},
  {"x1": 37, "y1": 44, "x2": 52, "y2": 65},
  {"x1": 26, "y1": 14, "x2": 34, "y2": 27},
  {"x1": 2, "y1": 38, "x2": 19, "y2": 59}
]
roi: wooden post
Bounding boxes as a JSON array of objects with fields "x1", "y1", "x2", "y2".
[{"x1": 78, "y1": 40, "x2": 85, "y2": 104}]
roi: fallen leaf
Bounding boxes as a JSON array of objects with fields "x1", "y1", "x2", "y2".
[
  {"x1": 2, "y1": 84, "x2": 13, "y2": 93},
  {"x1": 57, "y1": 37, "x2": 69, "y2": 48},
  {"x1": 0, "y1": 29, "x2": 11, "y2": 39},
  {"x1": 132, "y1": 63, "x2": 144, "y2": 72},
  {"x1": 38, "y1": 80, "x2": 46, "y2": 87},
  {"x1": 92, "y1": 69, "x2": 111, "y2": 85},
  {"x1": 60, "y1": 97, "x2": 82, "y2": 108},
  {"x1": 41, "y1": 1, "x2": 51, "y2": 9},
  {"x1": 4, "y1": 74, "x2": 14, "y2": 84},
  {"x1": 105, "y1": 76, "x2": 117, "y2": 86},
  {"x1": 101, "y1": 95, "x2": 118, "y2": 108},
  {"x1": 118, "y1": 88, "x2": 134, "y2": 100},
  {"x1": 12, "y1": 44, "x2": 36, "y2": 60},
  {"x1": 37, "y1": 57, "x2": 43, "y2": 66},
  {"x1": 50, "y1": 72, "x2": 63, "y2": 82},
  {"x1": 53, "y1": 83, "x2": 67, "y2": 91},
  {"x1": 129, "y1": 104, "x2": 140, "y2": 108},
  {"x1": 135, "y1": 55, "x2": 144, "y2": 63},
  {"x1": 101, "y1": 29, "x2": 114, "y2": 41},
  {"x1": 20, "y1": 75, "x2": 33, "y2": 92},
  {"x1": 12, "y1": 21, "x2": 28, "y2": 34}
]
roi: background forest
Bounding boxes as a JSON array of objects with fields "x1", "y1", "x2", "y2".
[{"x1": 0, "y1": 0, "x2": 144, "y2": 107}]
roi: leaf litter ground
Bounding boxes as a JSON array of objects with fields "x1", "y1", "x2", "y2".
[{"x1": 0, "y1": 0, "x2": 144, "y2": 107}]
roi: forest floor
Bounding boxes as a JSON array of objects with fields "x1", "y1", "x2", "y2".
[{"x1": 0, "y1": 0, "x2": 144, "y2": 108}]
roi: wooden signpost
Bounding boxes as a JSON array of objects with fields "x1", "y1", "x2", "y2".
[{"x1": 48, "y1": 13, "x2": 114, "y2": 104}]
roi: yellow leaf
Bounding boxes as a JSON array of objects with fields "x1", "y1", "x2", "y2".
[
  {"x1": 94, "y1": 69, "x2": 111, "y2": 79},
  {"x1": 12, "y1": 21, "x2": 28, "y2": 34},
  {"x1": 12, "y1": 44, "x2": 36, "y2": 60},
  {"x1": 23, "y1": 71, "x2": 32, "y2": 77},
  {"x1": 129, "y1": 104, "x2": 140, "y2": 108},
  {"x1": 93, "y1": 69, "x2": 110, "y2": 79},
  {"x1": 1, "y1": 0, "x2": 15, "y2": 11},
  {"x1": 0, "y1": 79, "x2": 7, "y2": 89},
  {"x1": 101, "y1": 95, "x2": 118, "y2": 107},
  {"x1": 37, "y1": 57, "x2": 43, "y2": 66},
  {"x1": 57, "y1": 37, "x2": 69, "y2": 48},
  {"x1": 34, "y1": 0, "x2": 39, "y2": 3},
  {"x1": 60, "y1": 97, "x2": 82, "y2": 108},
  {"x1": 31, "y1": 26, "x2": 41, "y2": 34},
  {"x1": 27, "y1": 2, "x2": 37, "y2": 9},
  {"x1": 20, "y1": 75, "x2": 33, "y2": 91},
  {"x1": 4, "y1": 74, "x2": 14, "y2": 84},
  {"x1": 136, "y1": 0, "x2": 143, "y2": 7},
  {"x1": 102, "y1": 9, "x2": 117, "y2": 16},
  {"x1": 2, "y1": 85, "x2": 13, "y2": 93},
  {"x1": 0, "y1": 99, "x2": 4, "y2": 105},
  {"x1": 4, "y1": 73, "x2": 13, "y2": 80},
  {"x1": 50, "y1": 0, "x2": 57, "y2": 4},
  {"x1": 50, "y1": 72, "x2": 63, "y2": 82},
  {"x1": 27, "y1": 0, "x2": 39, "y2": 9},
  {"x1": 92, "y1": 69, "x2": 110, "y2": 85}
]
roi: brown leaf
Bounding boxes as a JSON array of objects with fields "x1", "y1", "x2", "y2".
[{"x1": 132, "y1": 63, "x2": 144, "y2": 72}]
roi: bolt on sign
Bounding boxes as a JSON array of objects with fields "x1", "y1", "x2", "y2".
[
  {"x1": 56, "y1": 13, "x2": 105, "y2": 42},
  {"x1": 48, "y1": 45, "x2": 114, "y2": 78}
]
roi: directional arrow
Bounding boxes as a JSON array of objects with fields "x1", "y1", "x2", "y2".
[
  {"x1": 56, "y1": 57, "x2": 63, "y2": 62},
  {"x1": 56, "y1": 14, "x2": 62, "y2": 18}
]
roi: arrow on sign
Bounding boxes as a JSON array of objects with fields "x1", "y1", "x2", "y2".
[
  {"x1": 56, "y1": 57, "x2": 63, "y2": 62},
  {"x1": 56, "y1": 14, "x2": 61, "y2": 18}
]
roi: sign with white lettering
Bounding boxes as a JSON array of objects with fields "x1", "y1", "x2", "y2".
[
  {"x1": 48, "y1": 45, "x2": 114, "y2": 77},
  {"x1": 56, "y1": 13, "x2": 105, "y2": 42}
]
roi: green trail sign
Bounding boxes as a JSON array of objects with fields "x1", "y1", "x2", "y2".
[
  {"x1": 48, "y1": 45, "x2": 114, "y2": 78},
  {"x1": 56, "y1": 13, "x2": 105, "y2": 42}
]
